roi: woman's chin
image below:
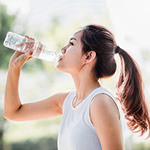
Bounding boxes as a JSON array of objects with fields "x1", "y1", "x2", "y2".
[{"x1": 56, "y1": 64, "x2": 64, "y2": 72}]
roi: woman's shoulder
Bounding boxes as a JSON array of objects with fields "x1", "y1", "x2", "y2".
[{"x1": 90, "y1": 88, "x2": 120, "y2": 120}]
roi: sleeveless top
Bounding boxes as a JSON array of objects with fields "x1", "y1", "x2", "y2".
[{"x1": 57, "y1": 86, "x2": 125, "y2": 150}]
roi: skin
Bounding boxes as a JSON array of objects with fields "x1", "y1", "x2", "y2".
[
  {"x1": 4, "y1": 30, "x2": 123, "y2": 150},
  {"x1": 57, "y1": 30, "x2": 101, "y2": 103}
]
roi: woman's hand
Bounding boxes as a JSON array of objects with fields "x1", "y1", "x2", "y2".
[
  {"x1": 9, "y1": 49, "x2": 34, "y2": 70},
  {"x1": 9, "y1": 35, "x2": 34, "y2": 70}
]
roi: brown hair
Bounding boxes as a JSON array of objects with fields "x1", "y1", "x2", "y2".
[{"x1": 81, "y1": 24, "x2": 150, "y2": 138}]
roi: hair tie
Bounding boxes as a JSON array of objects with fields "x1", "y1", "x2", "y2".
[{"x1": 115, "y1": 46, "x2": 121, "y2": 54}]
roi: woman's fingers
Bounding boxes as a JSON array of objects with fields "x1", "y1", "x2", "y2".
[
  {"x1": 26, "y1": 49, "x2": 34, "y2": 56},
  {"x1": 9, "y1": 49, "x2": 34, "y2": 69},
  {"x1": 9, "y1": 35, "x2": 35, "y2": 70},
  {"x1": 25, "y1": 35, "x2": 29, "y2": 38},
  {"x1": 14, "y1": 49, "x2": 34, "y2": 68},
  {"x1": 10, "y1": 51, "x2": 24, "y2": 62},
  {"x1": 30, "y1": 37, "x2": 35, "y2": 41},
  {"x1": 25, "y1": 35, "x2": 35, "y2": 41}
]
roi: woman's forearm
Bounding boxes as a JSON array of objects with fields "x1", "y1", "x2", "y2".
[{"x1": 4, "y1": 67, "x2": 22, "y2": 117}]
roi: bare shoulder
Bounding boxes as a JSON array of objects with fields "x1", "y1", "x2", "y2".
[
  {"x1": 89, "y1": 94, "x2": 123, "y2": 150},
  {"x1": 90, "y1": 93, "x2": 120, "y2": 124}
]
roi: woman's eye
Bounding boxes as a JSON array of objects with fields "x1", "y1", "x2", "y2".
[{"x1": 70, "y1": 42, "x2": 74, "y2": 45}]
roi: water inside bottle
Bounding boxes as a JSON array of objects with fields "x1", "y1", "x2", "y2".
[
  {"x1": 38, "y1": 48, "x2": 60, "y2": 61},
  {"x1": 3, "y1": 32, "x2": 35, "y2": 53},
  {"x1": 33, "y1": 42, "x2": 60, "y2": 61},
  {"x1": 3, "y1": 32, "x2": 61, "y2": 62}
]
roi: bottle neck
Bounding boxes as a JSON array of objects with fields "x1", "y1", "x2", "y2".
[{"x1": 33, "y1": 41, "x2": 60, "y2": 61}]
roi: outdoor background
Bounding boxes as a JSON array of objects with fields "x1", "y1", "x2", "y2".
[{"x1": 0, "y1": 0, "x2": 150, "y2": 150}]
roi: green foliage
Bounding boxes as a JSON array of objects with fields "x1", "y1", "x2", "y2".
[
  {"x1": 0, "y1": 3, "x2": 16, "y2": 70},
  {"x1": 5, "y1": 137, "x2": 57, "y2": 150},
  {"x1": 3, "y1": 117, "x2": 61, "y2": 150},
  {"x1": 0, "y1": 3, "x2": 44, "y2": 72}
]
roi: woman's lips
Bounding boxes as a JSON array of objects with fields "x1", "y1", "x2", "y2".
[{"x1": 58, "y1": 58, "x2": 62, "y2": 61}]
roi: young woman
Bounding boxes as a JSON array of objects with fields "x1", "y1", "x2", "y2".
[{"x1": 4, "y1": 24, "x2": 150, "y2": 150}]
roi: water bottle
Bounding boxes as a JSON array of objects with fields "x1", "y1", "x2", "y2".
[{"x1": 3, "y1": 32, "x2": 61, "y2": 62}]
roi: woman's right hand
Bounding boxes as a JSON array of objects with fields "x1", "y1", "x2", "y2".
[
  {"x1": 9, "y1": 49, "x2": 34, "y2": 70},
  {"x1": 9, "y1": 35, "x2": 34, "y2": 70}
]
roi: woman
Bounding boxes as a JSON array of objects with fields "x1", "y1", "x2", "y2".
[{"x1": 4, "y1": 24, "x2": 150, "y2": 150}]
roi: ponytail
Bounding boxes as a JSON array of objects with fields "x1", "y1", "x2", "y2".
[
  {"x1": 116, "y1": 48, "x2": 150, "y2": 139},
  {"x1": 80, "y1": 24, "x2": 150, "y2": 138}
]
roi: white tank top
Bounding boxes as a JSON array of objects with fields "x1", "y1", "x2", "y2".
[{"x1": 57, "y1": 86, "x2": 125, "y2": 150}]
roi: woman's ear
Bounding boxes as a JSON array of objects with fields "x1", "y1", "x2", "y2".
[{"x1": 85, "y1": 51, "x2": 96, "y2": 63}]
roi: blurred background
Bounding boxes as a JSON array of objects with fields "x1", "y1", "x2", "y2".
[{"x1": 0, "y1": 0, "x2": 150, "y2": 150}]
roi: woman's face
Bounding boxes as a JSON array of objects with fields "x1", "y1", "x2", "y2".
[{"x1": 56, "y1": 30, "x2": 86, "y2": 76}]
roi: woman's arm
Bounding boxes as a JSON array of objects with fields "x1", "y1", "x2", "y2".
[
  {"x1": 4, "y1": 49, "x2": 33, "y2": 117},
  {"x1": 90, "y1": 94, "x2": 123, "y2": 150},
  {"x1": 4, "y1": 50, "x2": 69, "y2": 121},
  {"x1": 4, "y1": 66, "x2": 21, "y2": 117}
]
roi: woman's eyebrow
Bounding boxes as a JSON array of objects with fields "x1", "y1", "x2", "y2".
[{"x1": 70, "y1": 37, "x2": 77, "y2": 41}]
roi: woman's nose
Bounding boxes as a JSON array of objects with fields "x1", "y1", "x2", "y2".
[{"x1": 61, "y1": 48, "x2": 66, "y2": 54}]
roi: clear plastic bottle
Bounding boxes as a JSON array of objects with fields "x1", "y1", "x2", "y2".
[{"x1": 3, "y1": 32, "x2": 61, "y2": 62}]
